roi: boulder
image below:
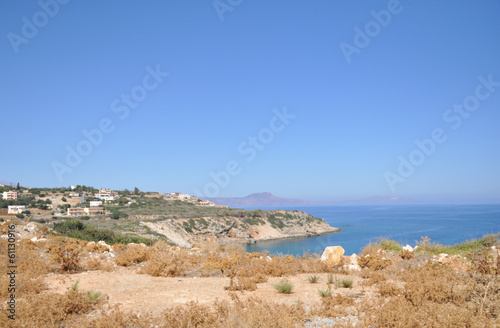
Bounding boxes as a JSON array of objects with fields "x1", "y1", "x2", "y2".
[
  {"x1": 321, "y1": 246, "x2": 345, "y2": 265},
  {"x1": 97, "y1": 240, "x2": 111, "y2": 250},
  {"x1": 403, "y1": 245, "x2": 414, "y2": 252}
]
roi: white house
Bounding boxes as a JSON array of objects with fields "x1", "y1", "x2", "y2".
[
  {"x1": 95, "y1": 189, "x2": 115, "y2": 201},
  {"x1": 2, "y1": 191, "x2": 18, "y2": 200},
  {"x1": 68, "y1": 193, "x2": 80, "y2": 197},
  {"x1": 8, "y1": 205, "x2": 26, "y2": 214},
  {"x1": 89, "y1": 201, "x2": 103, "y2": 207},
  {"x1": 198, "y1": 200, "x2": 215, "y2": 206}
]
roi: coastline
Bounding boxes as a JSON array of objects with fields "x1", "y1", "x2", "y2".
[{"x1": 246, "y1": 227, "x2": 342, "y2": 245}]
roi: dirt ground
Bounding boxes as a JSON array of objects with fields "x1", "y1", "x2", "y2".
[{"x1": 44, "y1": 268, "x2": 373, "y2": 315}]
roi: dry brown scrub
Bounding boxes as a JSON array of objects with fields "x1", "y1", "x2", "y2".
[
  {"x1": 0, "y1": 238, "x2": 48, "y2": 301},
  {"x1": 1, "y1": 225, "x2": 498, "y2": 327}
]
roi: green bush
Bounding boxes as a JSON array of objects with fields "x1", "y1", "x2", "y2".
[
  {"x1": 308, "y1": 275, "x2": 320, "y2": 284},
  {"x1": 52, "y1": 219, "x2": 155, "y2": 245},
  {"x1": 375, "y1": 239, "x2": 403, "y2": 252},
  {"x1": 273, "y1": 279, "x2": 294, "y2": 294},
  {"x1": 340, "y1": 278, "x2": 353, "y2": 288},
  {"x1": 318, "y1": 288, "x2": 332, "y2": 298}
]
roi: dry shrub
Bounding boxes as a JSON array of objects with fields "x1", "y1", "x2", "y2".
[
  {"x1": 224, "y1": 276, "x2": 258, "y2": 291},
  {"x1": 360, "y1": 262, "x2": 498, "y2": 327},
  {"x1": 399, "y1": 249, "x2": 414, "y2": 260},
  {"x1": 468, "y1": 251, "x2": 498, "y2": 275},
  {"x1": 299, "y1": 252, "x2": 330, "y2": 273},
  {"x1": 360, "y1": 268, "x2": 387, "y2": 286},
  {"x1": 222, "y1": 242, "x2": 245, "y2": 255},
  {"x1": 261, "y1": 254, "x2": 302, "y2": 277},
  {"x1": 196, "y1": 239, "x2": 220, "y2": 255},
  {"x1": 115, "y1": 243, "x2": 149, "y2": 267},
  {"x1": 141, "y1": 240, "x2": 187, "y2": 277},
  {"x1": 0, "y1": 238, "x2": 48, "y2": 301},
  {"x1": 0, "y1": 219, "x2": 21, "y2": 235},
  {"x1": 45, "y1": 236, "x2": 86, "y2": 271},
  {"x1": 160, "y1": 297, "x2": 307, "y2": 328},
  {"x1": 160, "y1": 300, "x2": 229, "y2": 327},
  {"x1": 203, "y1": 251, "x2": 250, "y2": 275},
  {"x1": 377, "y1": 281, "x2": 402, "y2": 297},
  {"x1": 12, "y1": 289, "x2": 99, "y2": 327},
  {"x1": 313, "y1": 293, "x2": 355, "y2": 318},
  {"x1": 403, "y1": 263, "x2": 472, "y2": 306},
  {"x1": 470, "y1": 275, "x2": 500, "y2": 319},
  {"x1": 38, "y1": 225, "x2": 49, "y2": 234},
  {"x1": 360, "y1": 296, "x2": 496, "y2": 328},
  {"x1": 84, "y1": 256, "x2": 114, "y2": 271},
  {"x1": 83, "y1": 310, "x2": 150, "y2": 328},
  {"x1": 358, "y1": 246, "x2": 392, "y2": 270},
  {"x1": 18, "y1": 238, "x2": 37, "y2": 250},
  {"x1": 84, "y1": 242, "x2": 110, "y2": 253},
  {"x1": 111, "y1": 243, "x2": 127, "y2": 253}
]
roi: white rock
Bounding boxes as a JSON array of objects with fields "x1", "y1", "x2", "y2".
[
  {"x1": 403, "y1": 245, "x2": 414, "y2": 252},
  {"x1": 321, "y1": 246, "x2": 345, "y2": 265},
  {"x1": 438, "y1": 253, "x2": 448, "y2": 263},
  {"x1": 347, "y1": 264, "x2": 361, "y2": 271}
]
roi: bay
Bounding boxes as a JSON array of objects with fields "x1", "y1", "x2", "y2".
[{"x1": 244, "y1": 204, "x2": 500, "y2": 256}]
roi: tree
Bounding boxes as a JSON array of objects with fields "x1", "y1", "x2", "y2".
[
  {"x1": 16, "y1": 182, "x2": 20, "y2": 190},
  {"x1": 110, "y1": 209, "x2": 121, "y2": 220},
  {"x1": 134, "y1": 187, "x2": 140, "y2": 195}
]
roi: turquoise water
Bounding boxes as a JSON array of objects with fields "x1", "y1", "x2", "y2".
[{"x1": 244, "y1": 204, "x2": 500, "y2": 256}]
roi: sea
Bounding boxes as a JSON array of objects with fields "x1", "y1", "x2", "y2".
[{"x1": 243, "y1": 204, "x2": 500, "y2": 256}]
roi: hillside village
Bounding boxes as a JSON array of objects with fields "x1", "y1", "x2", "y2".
[{"x1": 0, "y1": 184, "x2": 218, "y2": 220}]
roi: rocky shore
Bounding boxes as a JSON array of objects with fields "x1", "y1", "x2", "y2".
[{"x1": 138, "y1": 209, "x2": 341, "y2": 248}]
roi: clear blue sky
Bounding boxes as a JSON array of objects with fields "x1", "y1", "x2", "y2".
[{"x1": 1, "y1": 1, "x2": 499, "y2": 203}]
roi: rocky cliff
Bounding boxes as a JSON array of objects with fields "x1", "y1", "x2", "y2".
[{"x1": 136, "y1": 210, "x2": 340, "y2": 248}]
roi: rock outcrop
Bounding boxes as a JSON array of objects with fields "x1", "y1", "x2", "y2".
[{"x1": 137, "y1": 210, "x2": 341, "y2": 247}]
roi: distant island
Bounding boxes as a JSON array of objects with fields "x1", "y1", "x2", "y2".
[{"x1": 206, "y1": 192, "x2": 415, "y2": 207}]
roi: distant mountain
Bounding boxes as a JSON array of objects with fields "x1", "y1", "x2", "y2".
[
  {"x1": 206, "y1": 192, "x2": 415, "y2": 207},
  {"x1": 0, "y1": 180, "x2": 14, "y2": 186},
  {"x1": 206, "y1": 192, "x2": 318, "y2": 207}
]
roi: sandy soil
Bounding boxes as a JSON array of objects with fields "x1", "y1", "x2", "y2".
[{"x1": 44, "y1": 268, "x2": 373, "y2": 315}]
